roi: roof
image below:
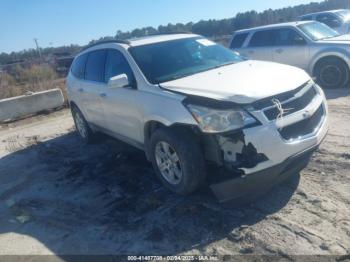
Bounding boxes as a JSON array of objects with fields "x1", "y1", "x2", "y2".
[
  {"x1": 81, "y1": 33, "x2": 200, "y2": 53},
  {"x1": 234, "y1": 21, "x2": 312, "y2": 33},
  {"x1": 127, "y1": 33, "x2": 199, "y2": 47},
  {"x1": 298, "y1": 9, "x2": 346, "y2": 17}
]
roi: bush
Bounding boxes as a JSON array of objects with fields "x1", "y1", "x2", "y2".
[
  {"x1": 0, "y1": 64, "x2": 60, "y2": 100},
  {"x1": 0, "y1": 72, "x2": 23, "y2": 99},
  {"x1": 16, "y1": 64, "x2": 57, "y2": 90}
]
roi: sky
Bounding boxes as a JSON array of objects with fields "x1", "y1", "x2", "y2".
[{"x1": 0, "y1": 0, "x2": 317, "y2": 53}]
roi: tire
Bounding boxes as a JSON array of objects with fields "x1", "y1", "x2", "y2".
[
  {"x1": 71, "y1": 106, "x2": 95, "y2": 144},
  {"x1": 314, "y1": 57, "x2": 349, "y2": 89},
  {"x1": 150, "y1": 128, "x2": 206, "y2": 195}
]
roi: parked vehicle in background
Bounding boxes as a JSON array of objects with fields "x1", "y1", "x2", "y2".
[
  {"x1": 297, "y1": 9, "x2": 350, "y2": 35},
  {"x1": 67, "y1": 34, "x2": 328, "y2": 202},
  {"x1": 230, "y1": 21, "x2": 350, "y2": 89}
]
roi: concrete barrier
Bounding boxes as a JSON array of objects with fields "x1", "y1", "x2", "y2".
[{"x1": 0, "y1": 88, "x2": 65, "y2": 122}]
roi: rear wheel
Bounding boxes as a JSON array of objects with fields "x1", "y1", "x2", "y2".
[
  {"x1": 71, "y1": 106, "x2": 95, "y2": 143},
  {"x1": 314, "y1": 57, "x2": 349, "y2": 89},
  {"x1": 150, "y1": 128, "x2": 206, "y2": 195}
]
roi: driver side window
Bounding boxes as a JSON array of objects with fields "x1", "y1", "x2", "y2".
[
  {"x1": 104, "y1": 49, "x2": 135, "y2": 86},
  {"x1": 275, "y1": 28, "x2": 306, "y2": 46}
]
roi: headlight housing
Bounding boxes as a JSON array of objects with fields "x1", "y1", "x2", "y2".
[{"x1": 186, "y1": 104, "x2": 257, "y2": 133}]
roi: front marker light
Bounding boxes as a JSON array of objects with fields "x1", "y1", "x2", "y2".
[{"x1": 186, "y1": 104, "x2": 257, "y2": 133}]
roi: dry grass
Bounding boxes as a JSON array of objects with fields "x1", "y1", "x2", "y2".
[{"x1": 0, "y1": 64, "x2": 67, "y2": 103}]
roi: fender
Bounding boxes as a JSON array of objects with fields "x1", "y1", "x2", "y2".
[{"x1": 309, "y1": 47, "x2": 350, "y2": 75}]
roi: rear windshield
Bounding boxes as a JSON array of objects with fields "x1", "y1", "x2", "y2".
[{"x1": 129, "y1": 37, "x2": 244, "y2": 84}]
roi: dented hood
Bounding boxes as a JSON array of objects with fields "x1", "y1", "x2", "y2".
[{"x1": 161, "y1": 60, "x2": 310, "y2": 104}]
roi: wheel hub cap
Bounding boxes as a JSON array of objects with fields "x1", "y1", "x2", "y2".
[
  {"x1": 321, "y1": 65, "x2": 342, "y2": 86},
  {"x1": 155, "y1": 141, "x2": 183, "y2": 185}
]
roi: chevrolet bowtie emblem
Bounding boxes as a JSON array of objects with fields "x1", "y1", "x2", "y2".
[{"x1": 271, "y1": 98, "x2": 294, "y2": 130}]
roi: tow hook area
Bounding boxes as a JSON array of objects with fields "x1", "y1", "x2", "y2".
[
  {"x1": 209, "y1": 145, "x2": 316, "y2": 203},
  {"x1": 216, "y1": 132, "x2": 268, "y2": 172}
]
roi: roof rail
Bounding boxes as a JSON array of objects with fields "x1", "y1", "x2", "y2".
[
  {"x1": 144, "y1": 31, "x2": 193, "y2": 36},
  {"x1": 81, "y1": 39, "x2": 130, "y2": 51}
]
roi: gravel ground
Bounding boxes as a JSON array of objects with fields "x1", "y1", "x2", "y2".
[{"x1": 0, "y1": 89, "x2": 349, "y2": 257}]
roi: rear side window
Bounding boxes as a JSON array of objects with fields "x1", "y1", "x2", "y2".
[
  {"x1": 85, "y1": 50, "x2": 107, "y2": 82},
  {"x1": 230, "y1": 33, "x2": 249, "y2": 48},
  {"x1": 300, "y1": 15, "x2": 313, "y2": 21},
  {"x1": 71, "y1": 54, "x2": 87, "y2": 79},
  {"x1": 249, "y1": 30, "x2": 275, "y2": 47},
  {"x1": 105, "y1": 49, "x2": 135, "y2": 84}
]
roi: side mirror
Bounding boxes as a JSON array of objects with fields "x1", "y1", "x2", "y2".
[{"x1": 108, "y1": 74, "x2": 129, "y2": 88}]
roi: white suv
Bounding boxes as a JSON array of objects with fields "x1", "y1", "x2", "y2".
[{"x1": 67, "y1": 34, "x2": 328, "y2": 202}]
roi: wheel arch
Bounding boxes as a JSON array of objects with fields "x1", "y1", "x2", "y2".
[
  {"x1": 143, "y1": 119, "x2": 199, "y2": 161},
  {"x1": 310, "y1": 50, "x2": 350, "y2": 77}
]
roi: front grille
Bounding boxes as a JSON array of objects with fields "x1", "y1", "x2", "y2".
[
  {"x1": 279, "y1": 105, "x2": 325, "y2": 141},
  {"x1": 251, "y1": 82, "x2": 309, "y2": 110},
  {"x1": 264, "y1": 86, "x2": 318, "y2": 121}
]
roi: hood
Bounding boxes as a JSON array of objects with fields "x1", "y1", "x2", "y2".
[
  {"x1": 318, "y1": 34, "x2": 350, "y2": 44},
  {"x1": 161, "y1": 60, "x2": 310, "y2": 104}
]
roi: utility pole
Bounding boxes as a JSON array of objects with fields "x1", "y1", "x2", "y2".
[{"x1": 34, "y1": 38, "x2": 42, "y2": 61}]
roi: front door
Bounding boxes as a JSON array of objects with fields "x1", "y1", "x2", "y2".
[
  {"x1": 272, "y1": 28, "x2": 310, "y2": 70},
  {"x1": 100, "y1": 49, "x2": 142, "y2": 143}
]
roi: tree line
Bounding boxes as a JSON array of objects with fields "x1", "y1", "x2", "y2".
[{"x1": 1, "y1": 0, "x2": 349, "y2": 65}]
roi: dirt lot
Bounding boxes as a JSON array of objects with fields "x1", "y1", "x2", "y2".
[{"x1": 0, "y1": 89, "x2": 349, "y2": 256}]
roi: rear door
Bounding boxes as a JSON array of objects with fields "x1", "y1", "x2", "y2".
[
  {"x1": 241, "y1": 30, "x2": 274, "y2": 61},
  {"x1": 69, "y1": 53, "x2": 88, "y2": 115},
  {"x1": 100, "y1": 49, "x2": 142, "y2": 142},
  {"x1": 82, "y1": 49, "x2": 107, "y2": 127},
  {"x1": 272, "y1": 28, "x2": 309, "y2": 70}
]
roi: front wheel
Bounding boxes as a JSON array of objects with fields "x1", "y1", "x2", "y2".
[
  {"x1": 314, "y1": 58, "x2": 349, "y2": 89},
  {"x1": 150, "y1": 128, "x2": 206, "y2": 195}
]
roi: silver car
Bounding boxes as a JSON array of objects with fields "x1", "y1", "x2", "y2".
[
  {"x1": 230, "y1": 21, "x2": 350, "y2": 89},
  {"x1": 298, "y1": 9, "x2": 350, "y2": 35}
]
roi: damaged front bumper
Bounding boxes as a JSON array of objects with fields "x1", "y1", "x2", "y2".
[
  {"x1": 205, "y1": 84, "x2": 329, "y2": 202},
  {"x1": 210, "y1": 143, "x2": 319, "y2": 203}
]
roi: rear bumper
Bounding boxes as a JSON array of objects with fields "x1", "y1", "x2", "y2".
[{"x1": 210, "y1": 142, "x2": 320, "y2": 203}]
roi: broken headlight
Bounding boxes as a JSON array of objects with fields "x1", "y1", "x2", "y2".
[{"x1": 186, "y1": 104, "x2": 257, "y2": 133}]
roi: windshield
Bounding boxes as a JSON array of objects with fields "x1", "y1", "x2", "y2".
[
  {"x1": 129, "y1": 37, "x2": 244, "y2": 84},
  {"x1": 298, "y1": 22, "x2": 340, "y2": 41},
  {"x1": 336, "y1": 10, "x2": 350, "y2": 21}
]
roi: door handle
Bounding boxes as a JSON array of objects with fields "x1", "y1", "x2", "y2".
[
  {"x1": 275, "y1": 48, "x2": 284, "y2": 54},
  {"x1": 99, "y1": 93, "x2": 107, "y2": 98},
  {"x1": 78, "y1": 88, "x2": 84, "y2": 92}
]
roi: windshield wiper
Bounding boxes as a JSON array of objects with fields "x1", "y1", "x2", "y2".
[{"x1": 156, "y1": 61, "x2": 239, "y2": 83}]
